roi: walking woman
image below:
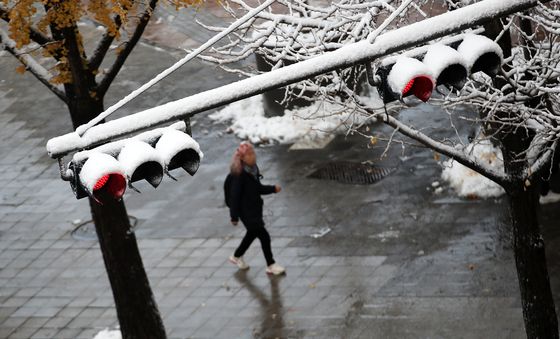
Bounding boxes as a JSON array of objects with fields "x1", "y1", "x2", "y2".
[{"x1": 227, "y1": 142, "x2": 285, "y2": 275}]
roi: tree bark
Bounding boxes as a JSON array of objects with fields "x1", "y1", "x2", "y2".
[
  {"x1": 90, "y1": 198, "x2": 166, "y2": 339},
  {"x1": 508, "y1": 183, "x2": 559, "y2": 339},
  {"x1": 501, "y1": 122, "x2": 559, "y2": 338},
  {"x1": 484, "y1": 15, "x2": 559, "y2": 338},
  {"x1": 68, "y1": 97, "x2": 167, "y2": 339}
]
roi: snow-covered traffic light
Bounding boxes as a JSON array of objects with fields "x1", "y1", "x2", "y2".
[
  {"x1": 422, "y1": 44, "x2": 468, "y2": 90},
  {"x1": 118, "y1": 140, "x2": 165, "y2": 188},
  {"x1": 457, "y1": 34, "x2": 503, "y2": 77},
  {"x1": 376, "y1": 56, "x2": 435, "y2": 104},
  {"x1": 66, "y1": 126, "x2": 203, "y2": 203},
  {"x1": 77, "y1": 153, "x2": 127, "y2": 204},
  {"x1": 155, "y1": 129, "x2": 202, "y2": 175},
  {"x1": 374, "y1": 34, "x2": 504, "y2": 104}
]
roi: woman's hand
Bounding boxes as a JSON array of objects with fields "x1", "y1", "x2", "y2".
[{"x1": 275, "y1": 185, "x2": 282, "y2": 193}]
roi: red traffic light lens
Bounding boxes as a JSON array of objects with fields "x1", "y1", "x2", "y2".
[
  {"x1": 93, "y1": 173, "x2": 126, "y2": 200},
  {"x1": 402, "y1": 76, "x2": 433, "y2": 102},
  {"x1": 94, "y1": 175, "x2": 109, "y2": 191}
]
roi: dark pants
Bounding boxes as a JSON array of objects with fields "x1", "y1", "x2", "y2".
[{"x1": 234, "y1": 220, "x2": 275, "y2": 266}]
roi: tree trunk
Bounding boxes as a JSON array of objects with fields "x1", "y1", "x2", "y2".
[
  {"x1": 508, "y1": 184, "x2": 559, "y2": 339},
  {"x1": 485, "y1": 15, "x2": 559, "y2": 337},
  {"x1": 90, "y1": 199, "x2": 166, "y2": 339},
  {"x1": 68, "y1": 97, "x2": 167, "y2": 339}
]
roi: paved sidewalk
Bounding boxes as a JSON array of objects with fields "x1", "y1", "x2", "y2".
[{"x1": 1, "y1": 11, "x2": 559, "y2": 339}]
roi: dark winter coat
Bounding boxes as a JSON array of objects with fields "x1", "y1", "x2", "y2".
[{"x1": 229, "y1": 167, "x2": 276, "y2": 223}]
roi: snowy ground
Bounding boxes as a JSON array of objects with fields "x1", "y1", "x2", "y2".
[
  {"x1": 93, "y1": 329, "x2": 121, "y2": 339},
  {"x1": 209, "y1": 94, "x2": 381, "y2": 145},
  {"x1": 440, "y1": 139, "x2": 505, "y2": 198}
]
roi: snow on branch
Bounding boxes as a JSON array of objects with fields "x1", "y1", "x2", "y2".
[
  {"x1": 354, "y1": 95, "x2": 512, "y2": 188},
  {"x1": 197, "y1": 0, "x2": 558, "y2": 187},
  {"x1": 47, "y1": 0, "x2": 545, "y2": 159}
]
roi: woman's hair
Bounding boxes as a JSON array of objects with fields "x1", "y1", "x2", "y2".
[{"x1": 230, "y1": 141, "x2": 254, "y2": 175}]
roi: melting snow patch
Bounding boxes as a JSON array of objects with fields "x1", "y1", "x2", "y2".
[
  {"x1": 369, "y1": 230, "x2": 400, "y2": 242},
  {"x1": 93, "y1": 329, "x2": 121, "y2": 339},
  {"x1": 210, "y1": 95, "x2": 375, "y2": 144},
  {"x1": 310, "y1": 227, "x2": 331, "y2": 239},
  {"x1": 441, "y1": 139, "x2": 505, "y2": 198}
]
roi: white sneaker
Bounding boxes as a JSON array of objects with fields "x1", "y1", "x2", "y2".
[
  {"x1": 229, "y1": 255, "x2": 249, "y2": 270},
  {"x1": 266, "y1": 263, "x2": 286, "y2": 275},
  {"x1": 540, "y1": 192, "x2": 560, "y2": 204}
]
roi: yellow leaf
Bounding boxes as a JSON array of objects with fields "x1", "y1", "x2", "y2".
[
  {"x1": 370, "y1": 136, "x2": 378, "y2": 145},
  {"x1": 16, "y1": 65, "x2": 26, "y2": 74},
  {"x1": 433, "y1": 152, "x2": 440, "y2": 161}
]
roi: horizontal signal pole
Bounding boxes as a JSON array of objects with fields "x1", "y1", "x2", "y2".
[{"x1": 46, "y1": 0, "x2": 541, "y2": 158}]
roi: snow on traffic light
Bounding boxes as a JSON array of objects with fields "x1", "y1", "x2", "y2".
[
  {"x1": 66, "y1": 123, "x2": 203, "y2": 203},
  {"x1": 155, "y1": 129, "x2": 202, "y2": 175},
  {"x1": 77, "y1": 153, "x2": 127, "y2": 204},
  {"x1": 375, "y1": 34, "x2": 504, "y2": 104},
  {"x1": 118, "y1": 140, "x2": 165, "y2": 189},
  {"x1": 422, "y1": 44, "x2": 468, "y2": 90},
  {"x1": 457, "y1": 34, "x2": 503, "y2": 77},
  {"x1": 377, "y1": 56, "x2": 435, "y2": 104}
]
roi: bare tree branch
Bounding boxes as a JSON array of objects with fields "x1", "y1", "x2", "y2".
[
  {"x1": 352, "y1": 87, "x2": 513, "y2": 188},
  {"x1": 380, "y1": 109, "x2": 513, "y2": 188},
  {"x1": 42, "y1": 1, "x2": 92, "y2": 102},
  {"x1": 97, "y1": 0, "x2": 158, "y2": 97},
  {"x1": 88, "y1": 0, "x2": 136, "y2": 72},
  {"x1": 88, "y1": 16, "x2": 123, "y2": 72},
  {"x1": 0, "y1": 29, "x2": 66, "y2": 103}
]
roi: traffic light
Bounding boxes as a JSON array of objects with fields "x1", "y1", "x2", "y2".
[
  {"x1": 118, "y1": 140, "x2": 165, "y2": 189},
  {"x1": 374, "y1": 34, "x2": 504, "y2": 104},
  {"x1": 77, "y1": 153, "x2": 127, "y2": 203},
  {"x1": 376, "y1": 56, "x2": 435, "y2": 104},
  {"x1": 155, "y1": 129, "x2": 202, "y2": 175},
  {"x1": 67, "y1": 127, "x2": 203, "y2": 203},
  {"x1": 457, "y1": 34, "x2": 503, "y2": 77},
  {"x1": 422, "y1": 44, "x2": 468, "y2": 90}
]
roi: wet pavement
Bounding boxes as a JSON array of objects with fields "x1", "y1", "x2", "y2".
[{"x1": 0, "y1": 7, "x2": 559, "y2": 339}]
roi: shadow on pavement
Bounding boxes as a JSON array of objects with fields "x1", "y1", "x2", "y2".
[{"x1": 234, "y1": 270, "x2": 285, "y2": 338}]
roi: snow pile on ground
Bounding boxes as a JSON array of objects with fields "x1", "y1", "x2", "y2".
[
  {"x1": 441, "y1": 139, "x2": 505, "y2": 198},
  {"x1": 93, "y1": 329, "x2": 122, "y2": 339},
  {"x1": 209, "y1": 95, "x2": 375, "y2": 144}
]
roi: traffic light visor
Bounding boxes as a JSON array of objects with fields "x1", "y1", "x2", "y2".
[
  {"x1": 457, "y1": 34, "x2": 503, "y2": 76},
  {"x1": 156, "y1": 129, "x2": 203, "y2": 175},
  {"x1": 118, "y1": 140, "x2": 164, "y2": 188},
  {"x1": 422, "y1": 44, "x2": 468, "y2": 89}
]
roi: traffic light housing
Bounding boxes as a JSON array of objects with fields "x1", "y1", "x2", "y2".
[
  {"x1": 457, "y1": 34, "x2": 503, "y2": 77},
  {"x1": 376, "y1": 57, "x2": 435, "y2": 104},
  {"x1": 155, "y1": 129, "x2": 202, "y2": 175},
  {"x1": 66, "y1": 126, "x2": 203, "y2": 203},
  {"x1": 76, "y1": 153, "x2": 127, "y2": 203},
  {"x1": 422, "y1": 44, "x2": 468, "y2": 90},
  {"x1": 375, "y1": 34, "x2": 504, "y2": 104},
  {"x1": 118, "y1": 140, "x2": 165, "y2": 188}
]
